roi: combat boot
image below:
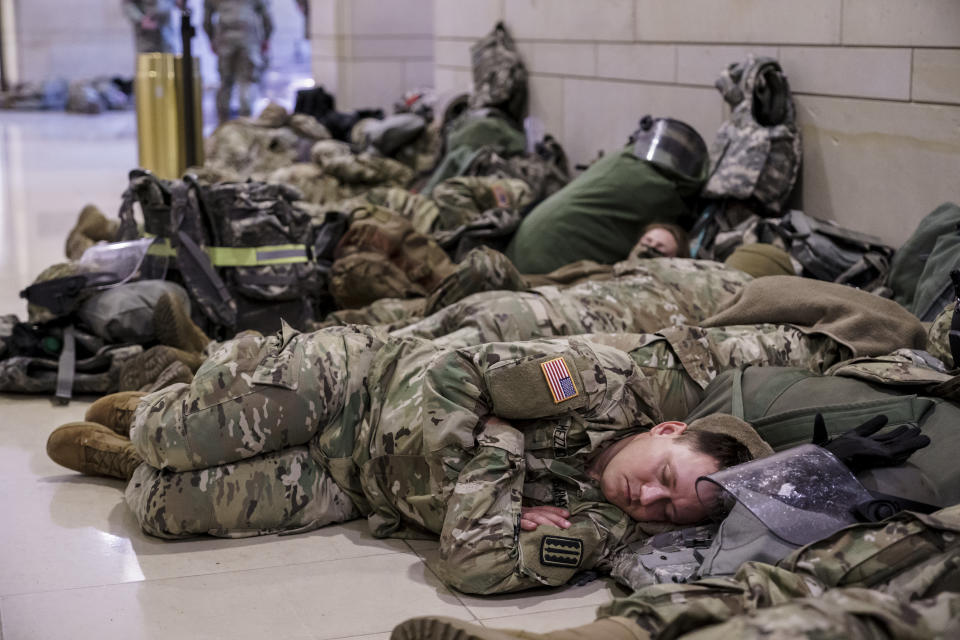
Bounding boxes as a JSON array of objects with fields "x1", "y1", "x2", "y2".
[
  {"x1": 64, "y1": 204, "x2": 119, "y2": 260},
  {"x1": 390, "y1": 616, "x2": 648, "y2": 640},
  {"x1": 153, "y1": 292, "x2": 211, "y2": 354},
  {"x1": 46, "y1": 422, "x2": 144, "y2": 480},
  {"x1": 84, "y1": 391, "x2": 146, "y2": 437},
  {"x1": 117, "y1": 345, "x2": 203, "y2": 392},
  {"x1": 142, "y1": 361, "x2": 193, "y2": 392}
]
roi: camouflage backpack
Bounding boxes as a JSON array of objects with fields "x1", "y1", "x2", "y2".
[
  {"x1": 703, "y1": 55, "x2": 802, "y2": 214},
  {"x1": 116, "y1": 170, "x2": 329, "y2": 334},
  {"x1": 468, "y1": 22, "x2": 528, "y2": 125}
]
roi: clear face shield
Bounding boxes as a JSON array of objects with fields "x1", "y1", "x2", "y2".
[
  {"x1": 695, "y1": 444, "x2": 874, "y2": 546},
  {"x1": 630, "y1": 116, "x2": 709, "y2": 183},
  {"x1": 77, "y1": 237, "x2": 169, "y2": 289}
]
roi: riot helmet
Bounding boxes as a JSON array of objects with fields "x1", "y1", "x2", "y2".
[
  {"x1": 695, "y1": 444, "x2": 873, "y2": 546},
  {"x1": 629, "y1": 115, "x2": 709, "y2": 183}
]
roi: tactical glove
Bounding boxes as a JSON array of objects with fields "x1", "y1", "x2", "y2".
[{"x1": 812, "y1": 413, "x2": 931, "y2": 473}]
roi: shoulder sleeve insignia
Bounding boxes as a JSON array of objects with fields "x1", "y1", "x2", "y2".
[
  {"x1": 541, "y1": 357, "x2": 579, "y2": 403},
  {"x1": 540, "y1": 535, "x2": 583, "y2": 568}
]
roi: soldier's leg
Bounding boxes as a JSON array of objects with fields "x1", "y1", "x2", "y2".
[
  {"x1": 130, "y1": 325, "x2": 382, "y2": 472},
  {"x1": 126, "y1": 445, "x2": 360, "y2": 538},
  {"x1": 235, "y1": 46, "x2": 259, "y2": 117},
  {"x1": 216, "y1": 46, "x2": 237, "y2": 123}
]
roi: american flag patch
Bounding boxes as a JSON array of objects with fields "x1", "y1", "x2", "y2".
[{"x1": 541, "y1": 357, "x2": 579, "y2": 404}]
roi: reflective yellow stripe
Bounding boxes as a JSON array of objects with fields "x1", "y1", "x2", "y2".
[
  {"x1": 206, "y1": 245, "x2": 309, "y2": 266},
  {"x1": 145, "y1": 238, "x2": 309, "y2": 266}
]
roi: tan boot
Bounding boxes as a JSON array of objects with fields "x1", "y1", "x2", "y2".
[
  {"x1": 116, "y1": 345, "x2": 204, "y2": 392},
  {"x1": 46, "y1": 422, "x2": 144, "y2": 480},
  {"x1": 153, "y1": 292, "x2": 211, "y2": 354},
  {"x1": 390, "y1": 616, "x2": 649, "y2": 640},
  {"x1": 64, "y1": 204, "x2": 118, "y2": 260},
  {"x1": 84, "y1": 392, "x2": 146, "y2": 437}
]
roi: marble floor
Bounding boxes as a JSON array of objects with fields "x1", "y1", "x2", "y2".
[{"x1": 0, "y1": 111, "x2": 624, "y2": 640}]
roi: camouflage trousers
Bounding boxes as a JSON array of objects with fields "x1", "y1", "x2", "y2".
[
  {"x1": 600, "y1": 505, "x2": 960, "y2": 639},
  {"x1": 125, "y1": 323, "x2": 386, "y2": 538},
  {"x1": 123, "y1": 318, "x2": 842, "y2": 540}
]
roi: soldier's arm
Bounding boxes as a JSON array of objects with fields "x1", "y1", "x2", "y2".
[
  {"x1": 122, "y1": 0, "x2": 145, "y2": 22},
  {"x1": 202, "y1": 1, "x2": 216, "y2": 42},
  {"x1": 258, "y1": 0, "x2": 274, "y2": 41},
  {"x1": 422, "y1": 339, "x2": 653, "y2": 594}
]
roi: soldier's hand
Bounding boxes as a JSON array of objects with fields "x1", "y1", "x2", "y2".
[
  {"x1": 261, "y1": 40, "x2": 270, "y2": 55},
  {"x1": 813, "y1": 413, "x2": 931, "y2": 473},
  {"x1": 141, "y1": 15, "x2": 158, "y2": 30},
  {"x1": 520, "y1": 506, "x2": 571, "y2": 531}
]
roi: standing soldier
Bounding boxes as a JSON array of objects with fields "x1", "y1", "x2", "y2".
[
  {"x1": 122, "y1": 0, "x2": 178, "y2": 54},
  {"x1": 203, "y1": 0, "x2": 273, "y2": 124}
]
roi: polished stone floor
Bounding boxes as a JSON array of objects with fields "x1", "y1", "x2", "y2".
[{"x1": 0, "y1": 111, "x2": 623, "y2": 640}]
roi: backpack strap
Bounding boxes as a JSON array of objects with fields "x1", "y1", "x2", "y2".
[
  {"x1": 731, "y1": 366, "x2": 746, "y2": 420},
  {"x1": 53, "y1": 325, "x2": 76, "y2": 406}
]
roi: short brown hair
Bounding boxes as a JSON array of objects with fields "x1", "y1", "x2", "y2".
[
  {"x1": 641, "y1": 223, "x2": 690, "y2": 258},
  {"x1": 675, "y1": 429, "x2": 753, "y2": 471}
]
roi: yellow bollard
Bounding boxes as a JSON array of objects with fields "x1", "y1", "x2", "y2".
[{"x1": 135, "y1": 53, "x2": 203, "y2": 180}]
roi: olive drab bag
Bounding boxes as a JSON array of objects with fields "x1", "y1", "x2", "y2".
[
  {"x1": 703, "y1": 55, "x2": 801, "y2": 214},
  {"x1": 685, "y1": 360, "x2": 960, "y2": 507},
  {"x1": 116, "y1": 169, "x2": 331, "y2": 334},
  {"x1": 887, "y1": 202, "x2": 960, "y2": 321},
  {"x1": 468, "y1": 22, "x2": 528, "y2": 125}
]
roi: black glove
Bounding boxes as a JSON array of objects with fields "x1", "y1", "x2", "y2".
[{"x1": 812, "y1": 413, "x2": 931, "y2": 473}]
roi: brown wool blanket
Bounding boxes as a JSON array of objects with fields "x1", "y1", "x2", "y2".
[{"x1": 703, "y1": 276, "x2": 926, "y2": 356}]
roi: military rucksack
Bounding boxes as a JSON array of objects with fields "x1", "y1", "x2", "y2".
[
  {"x1": 685, "y1": 359, "x2": 960, "y2": 507},
  {"x1": 702, "y1": 56, "x2": 801, "y2": 215},
  {"x1": 775, "y1": 209, "x2": 894, "y2": 292},
  {"x1": 115, "y1": 170, "x2": 335, "y2": 335},
  {"x1": 468, "y1": 22, "x2": 528, "y2": 125}
]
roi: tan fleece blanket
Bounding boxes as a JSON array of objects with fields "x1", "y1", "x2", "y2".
[{"x1": 703, "y1": 276, "x2": 926, "y2": 356}]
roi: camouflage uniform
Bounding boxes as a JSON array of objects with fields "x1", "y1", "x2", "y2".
[
  {"x1": 203, "y1": 0, "x2": 273, "y2": 123},
  {"x1": 926, "y1": 303, "x2": 954, "y2": 369},
  {"x1": 599, "y1": 504, "x2": 960, "y2": 639},
  {"x1": 124, "y1": 314, "x2": 846, "y2": 594},
  {"x1": 202, "y1": 105, "x2": 331, "y2": 180},
  {"x1": 123, "y1": 0, "x2": 177, "y2": 54},
  {"x1": 393, "y1": 258, "x2": 754, "y2": 350},
  {"x1": 702, "y1": 56, "x2": 802, "y2": 214}
]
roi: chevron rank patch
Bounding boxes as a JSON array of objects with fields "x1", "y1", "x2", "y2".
[
  {"x1": 540, "y1": 535, "x2": 583, "y2": 568},
  {"x1": 541, "y1": 357, "x2": 579, "y2": 404}
]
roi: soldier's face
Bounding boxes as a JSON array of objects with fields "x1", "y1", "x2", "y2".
[
  {"x1": 599, "y1": 422, "x2": 719, "y2": 524},
  {"x1": 638, "y1": 228, "x2": 679, "y2": 258}
]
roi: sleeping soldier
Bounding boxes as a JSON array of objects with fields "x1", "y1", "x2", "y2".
[{"x1": 46, "y1": 275, "x2": 924, "y2": 595}]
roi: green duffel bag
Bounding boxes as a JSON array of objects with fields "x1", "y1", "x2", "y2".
[
  {"x1": 685, "y1": 357, "x2": 960, "y2": 507},
  {"x1": 505, "y1": 146, "x2": 701, "y2": 274}
]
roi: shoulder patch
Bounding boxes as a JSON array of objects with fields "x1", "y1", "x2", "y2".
[
  {"x1": 541, "y1": 357, "x2": 579, "y2": 404},
  {"x1": 540, "y1": 535, "x2": 583, "y2": 568}
]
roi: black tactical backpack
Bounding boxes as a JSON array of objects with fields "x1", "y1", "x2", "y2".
[{"x1": 776, "y1": 209, "x2": 894, "y2": 292}]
